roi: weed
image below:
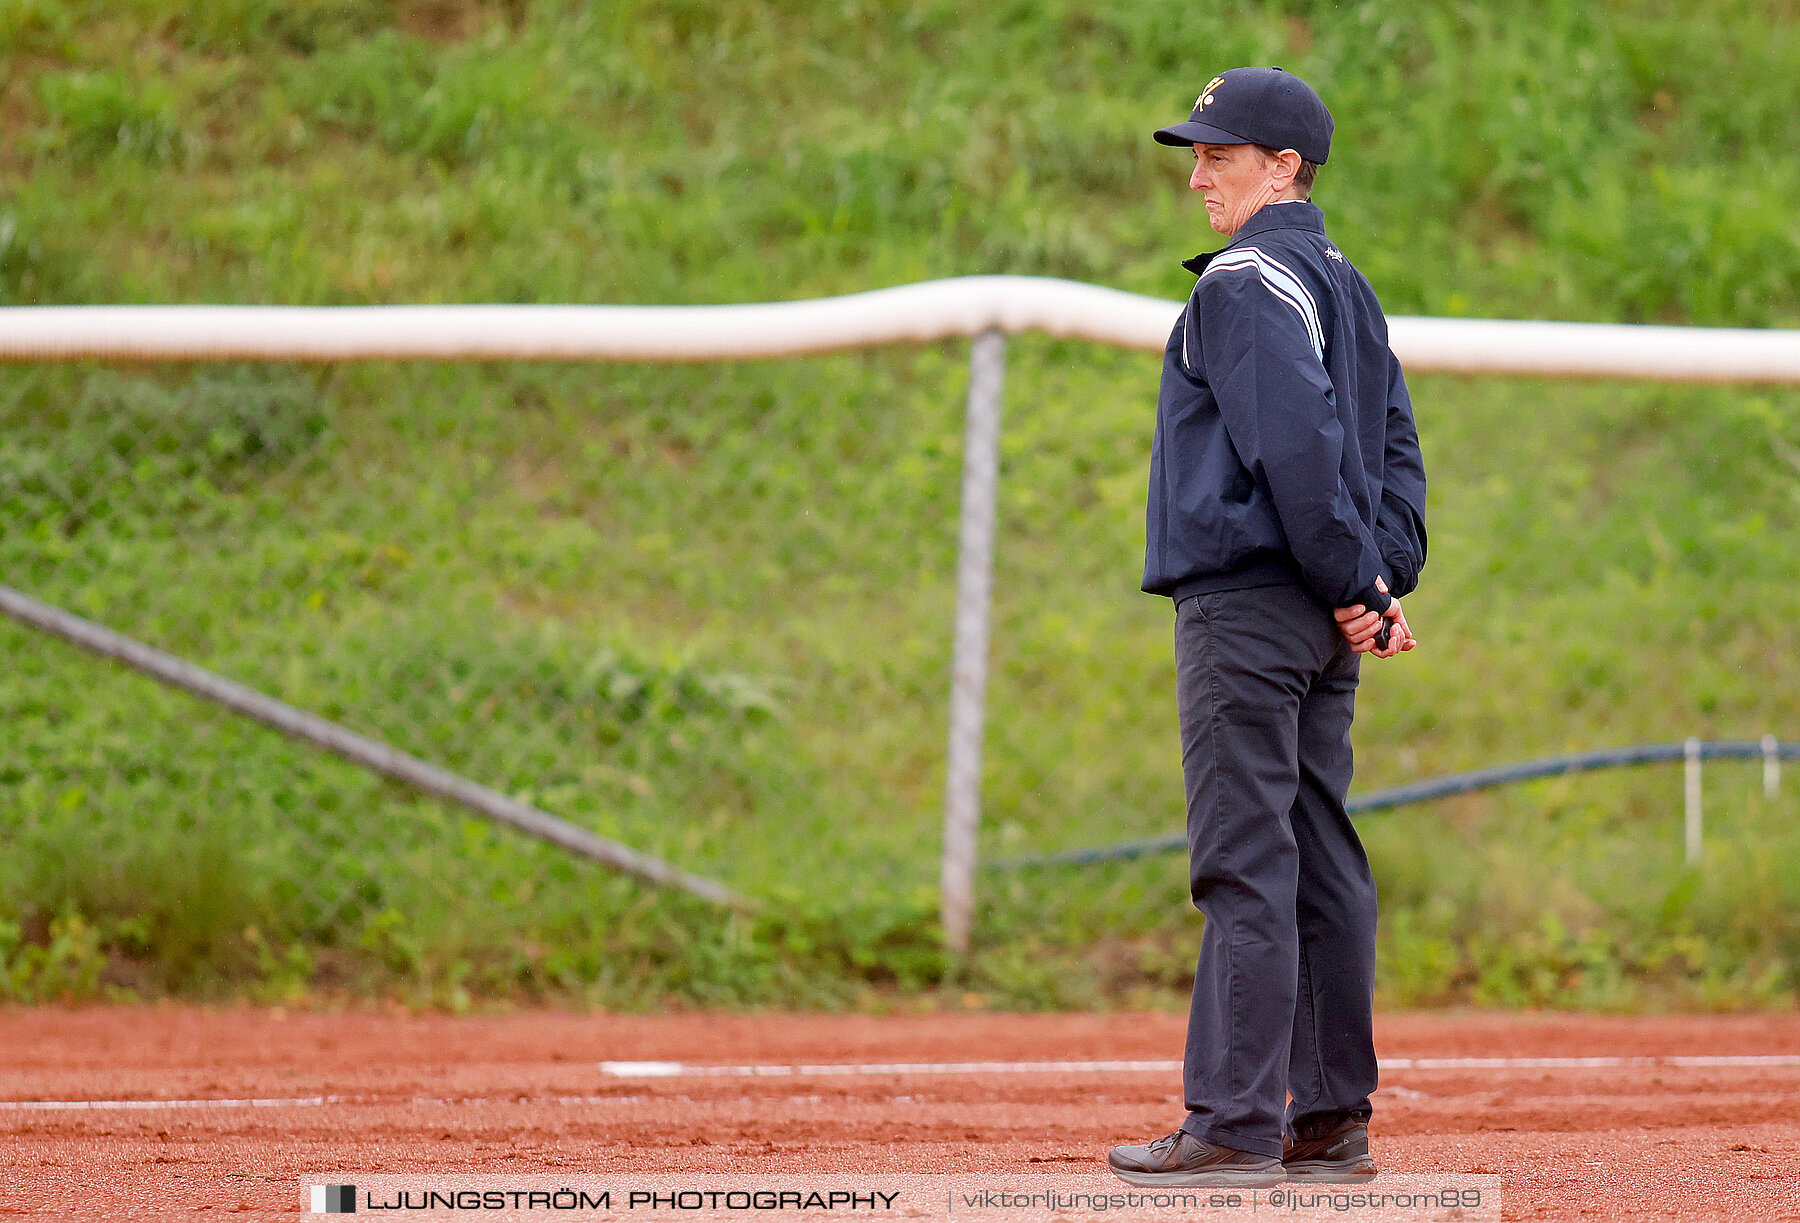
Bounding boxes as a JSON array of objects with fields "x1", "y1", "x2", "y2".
[{"x1": 2, "y1": 2, "x2": 1799, "y2": 1008}]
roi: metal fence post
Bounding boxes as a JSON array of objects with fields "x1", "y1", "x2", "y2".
[
  {"x1": 1684, "y1": 736, "x2": 1703, "y2": 865},
  {"x1": 1764, "y1": 733, "x2": 1781, "y2": 800},
  {"x1": 941, "y1": 327, "x2": 1006, "y2": 955},
  {"x1": 0, "y1": 583, "x2": 750, "y2": 908}
]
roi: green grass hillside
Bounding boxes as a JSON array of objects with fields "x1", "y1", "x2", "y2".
[{"x1": 2, "y1": 0, "x2": 1798, "y2": 1009}]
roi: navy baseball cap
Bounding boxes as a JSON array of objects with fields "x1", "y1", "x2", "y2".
[{"x1": 1153, "y1": 66, "x2": 1333, "y2": 164}]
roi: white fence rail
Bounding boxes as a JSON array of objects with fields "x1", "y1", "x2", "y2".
[
  {"x1": 6, "y1": 275, "x2": 1800, "y2": 953},
  {"x1": 8, "y1": 276, "x2": 1800, "y2": 380}
]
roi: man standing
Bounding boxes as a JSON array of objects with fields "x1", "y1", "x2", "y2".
[{"x1": 1107, "y1": 67, "x2": 1427, "y2": 1187}]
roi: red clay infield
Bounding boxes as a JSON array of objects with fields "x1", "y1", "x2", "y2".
[{"x1": 1, "y1": 1007, "x2": 1796, "y2": 1220}]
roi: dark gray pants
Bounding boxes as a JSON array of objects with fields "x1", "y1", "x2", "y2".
[{"x1": 1173, "y1": 584, "x2": 1378, "y2": 1159}]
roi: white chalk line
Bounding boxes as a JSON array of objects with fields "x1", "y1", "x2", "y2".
[
  {"x1": 597, "y1": 1054, "x2": 1800, "y2": 1078},
  {"x1": 4, "y1": 1054, "x2": 1795, "y2": 1112},
  {"x1": 599, "y1": 1059, "x2": 1180, "y2": 1078},
  {"x1": 1, "y1": 1095, "x2": 343, "y2": 1112}
]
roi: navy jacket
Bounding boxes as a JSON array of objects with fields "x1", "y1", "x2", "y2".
[{"x1": 1143, "y1": 201, "x2": 1426, "y2": 614}]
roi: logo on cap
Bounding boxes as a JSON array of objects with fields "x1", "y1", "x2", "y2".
[{"x1": 1197, "y1": 75, "x2": 1225, "y2": 109}]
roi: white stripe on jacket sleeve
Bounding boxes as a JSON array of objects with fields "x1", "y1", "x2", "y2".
[{"x1": 1199, "y1": 247, "x2": 1325, "y2": 360}]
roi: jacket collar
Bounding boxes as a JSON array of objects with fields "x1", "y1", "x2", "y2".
[{"x1": 1180, "y1": 201, "x2": 1326, "y2": 275}]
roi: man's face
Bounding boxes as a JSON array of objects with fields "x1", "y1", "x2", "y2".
[{"x1": 1189, "y1": 142, "x2": 1281, "y2": 236}]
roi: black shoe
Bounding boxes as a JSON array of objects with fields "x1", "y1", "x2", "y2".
[
  {"x1": 1107, "y1": 1130, "x2": 1285, "y2": 1188},
  {"x1": 1282, "y1": 1115, "x2": 1376, "y2": 1181}
]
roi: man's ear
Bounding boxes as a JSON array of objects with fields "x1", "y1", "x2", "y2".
[{"x1": 1272, "y1": 148, "x2": 1302, "y2": 190}]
